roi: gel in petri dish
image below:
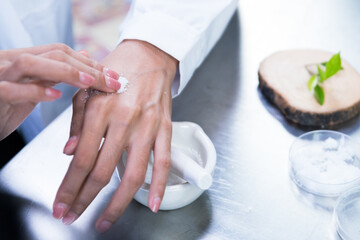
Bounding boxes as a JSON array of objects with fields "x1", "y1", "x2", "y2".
[
  {"x1": 289, "y1": 130, "x2": 360, "y2": 197},
  {"x1": 333, "y1": 187, "x2": 360, "y2": 240}
]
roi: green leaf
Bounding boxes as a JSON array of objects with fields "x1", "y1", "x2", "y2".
[
  {"x1": 314, "y1": 85, "x2": 325, "y2": 105},
  {"x1": 325, "y1": 52, "x2": 342, "y2": 79},
  {"x1": 306, "y1": 52, "x2": 343, "y2": 105},
  {"x1": 317, "y1": 65, "x2": 326, "y2": 83},
  {"x1": 307, "y1": 75, "x2": 318, "y2": 91}
]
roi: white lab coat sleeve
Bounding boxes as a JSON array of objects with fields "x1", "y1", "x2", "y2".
[{"x1": 118, "y1": 0, "x2": 238, "y2": 97}]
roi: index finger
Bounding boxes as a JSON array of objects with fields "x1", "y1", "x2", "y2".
[
  {"x1": 3, "y1": 54, "x2": 120, "y2": 92},
  {"x1": 53, "y1": 101, "x2": 108, "y2": 220},
  {"x1": 40, "y1": 50, "x2": 121, "y2": 92},
  {"x1": 4, "y1": 44, "x2": 121, "y2": 92}
]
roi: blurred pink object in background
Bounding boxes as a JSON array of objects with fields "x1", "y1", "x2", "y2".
[{"x1": 72, "y1": 0, "x2": 131, "y2": 61}]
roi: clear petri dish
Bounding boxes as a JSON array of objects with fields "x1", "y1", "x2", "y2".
[
  {"x1": 333, "y1": 187, "x2": 360, "y2": 240},
  {"x1": 289, "y1": 130, "x2": 360, "y2": 197}
]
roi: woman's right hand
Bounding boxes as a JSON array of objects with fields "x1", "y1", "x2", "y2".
[{"x1": 0, "y1": 43, "x2": 121, "y2": 140}]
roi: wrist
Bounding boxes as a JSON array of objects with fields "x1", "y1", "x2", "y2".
[
  {"x1": 105, "y1": 40, "x2": 177, "y2": 74},
  {"x1": 122, "y1": 39, "x2": 178, "y2": 70},
  {"x1": 102, "y1": 40, "x2": 178, "y2": 93}
]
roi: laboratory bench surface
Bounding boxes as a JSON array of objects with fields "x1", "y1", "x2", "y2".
[{"x1": 1, "y1": 0, "x2": 360, "y2": 239}]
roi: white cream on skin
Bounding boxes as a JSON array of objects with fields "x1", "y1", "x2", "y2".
[{"x1": 117, "y1": 76, "x2": 129, "y2": 93}]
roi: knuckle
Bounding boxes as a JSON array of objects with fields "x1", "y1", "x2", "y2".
[
  {"x1": 47, "y1": 50, "x2": 66, "y2": 61},
  {"x1": 88, "y1": 59, "x2": 102, "y2": 70},
  {"x1": 146, "y1": 106, "x2": 160, "y2": 118},
  {"x1": 124, "y1": 171, "x2": 146, "y2": 188},
  {"x1": 144, "y1": 106, "x2": 161, "y2": 127},
  {"x1": 162, "y1": 119, "x2": 172, "y2": 132},
  {"x1": 124, "y1": 104, "x2": 142, "y2": 119},
  {"x1": 14, "y1": 54, "x2": 33, "y2": 72},
  {"x1": 87, "y1": 97, "x2": 107, "y2": 112},
  {"x1": 31, "y1": 85, "x2": 44, "y2": 97},
  {"x1": 53, "y1": 43, "x2": 71, "y2": 53},
  {"x1": 60, "y1": 63, "x2": 77, "y2": 78},
  {"x1": 91, "y1": 68, "x2": 102, "y2": 81},
  {"x1": 56, "y1": 190, "x2": 74, "y2": 204},
  {"x1": 89, "y1": 170, "x2": 111, "y2": 186},
  {"x1": 72, "y1": 200, "x2": 88, "y2": 214},
  {"x1": 95, "y1": 62, "x2": 104, "y2": 71},
  {"x1": 144, "y1": 101, "x2": 157, "y2": 111},
  {"x1": 51, "y1": 43, "x2": 65, "y2": 49},
  {"x1": 71, "y1": 68, "x2": 79, "y2": 79},
  {"x1": 156, "y1": 156, "x2": 171, "y2": 170},
  {"x1": 71, "y1": 157, "x2": 93, "y2": 174}
]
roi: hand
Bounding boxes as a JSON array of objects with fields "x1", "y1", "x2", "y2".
[
  {"x1": 0, "y1": 43, "x2": 121, "y2": 140},
  {"x1": 53, "y1": 40, "x2": 178, "y2": 232}
]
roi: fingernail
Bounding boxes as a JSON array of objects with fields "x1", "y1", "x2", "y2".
[
  {"x1": 62, "y1": 211, "x2": 78, "y2": 225},
  {"x1": 79, "y1": 72, "x2": 95, "y2": 85},
  {"x1": 105, "y1": 76, "x2": 121, "y2": 91},
  {"x1": 103, "y1": 67, "x2": 120, "y2": 80},
  {"x1": 63, "y1": 136, "x2": 77, "y2": 155},
  {"x1": 45, "y1": 88, "x2": 61, "y2": 98},
  {"x1": 151, "y1": 197, "x2": 161, "y2": 213},
  {"x1": 78, "y1": 50, "x2": 90, "y2": 58},
  {"x1": 96, "y1": 220, "x2": 113, "y2": 233},
  {"x1": 53, "y1": 203, "x2": 67, "y2": 219}
]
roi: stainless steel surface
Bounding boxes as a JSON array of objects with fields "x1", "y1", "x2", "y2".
[{"x1": 1, "y1": 0, "x2": 360, "y2": 239}]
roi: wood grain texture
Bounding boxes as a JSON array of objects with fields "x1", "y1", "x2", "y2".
[{"x1": 258, "y1": 50, "x2": 360, "y2": 127}]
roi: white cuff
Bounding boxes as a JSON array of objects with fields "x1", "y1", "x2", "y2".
[
  {"x1": 118, "y1": 0, "x2": 238, "y2": 97},
  {"x1": 118, "y1": 11, "x2": 199, "y2": 97}
]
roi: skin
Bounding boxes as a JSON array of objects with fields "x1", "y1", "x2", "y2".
[
  {"x1": 0, "y1": 43, "x2": 120, "y2": 140},
  {"x1": 53, "y1": 40, "x2": 178, "y2": 233}
]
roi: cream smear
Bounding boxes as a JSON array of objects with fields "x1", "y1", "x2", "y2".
[{"x1": 117, "y1": 76, "x2": 129, "y2": 93}]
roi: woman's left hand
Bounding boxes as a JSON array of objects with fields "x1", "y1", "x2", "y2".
[{"x1": 53, "y1": 40, "x2": 178, "y2": 233}]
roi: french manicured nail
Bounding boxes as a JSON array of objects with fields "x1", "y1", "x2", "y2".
[
  {"x1": 63, "y1": 136, "x2": 77, "y2": 155},
  {"x1": 96, "y1": 220, "x2": 113, "y2": 233},
  {"x1": 79, "y1": 72, "x2": 95, "y2": 85},
  {"x1": 62, "y1": 211, "x2": 78, "y2": 225},
  {"x1": 105, "y1": 76, "x2": 121, "y2": 91},
  {"x1": 151, "y1": 197, "x2": 161, "y2": 213},
  {"x1": 78, "y1": 50, "x2": 90, "y2": 57},
  {"x1": 45, "y1": 88, "x2": 61, "y2": 98},
  {"x1": 103, "y1": 67, "x2": 120, "y2": 79},
  {"x1": 53, "y1": 203, "x2": 68, "y2": 219}
]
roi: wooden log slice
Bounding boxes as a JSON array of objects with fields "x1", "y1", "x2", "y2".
[{"x1": 258, "y1": 50, "x2": 360, "y2": 127}]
